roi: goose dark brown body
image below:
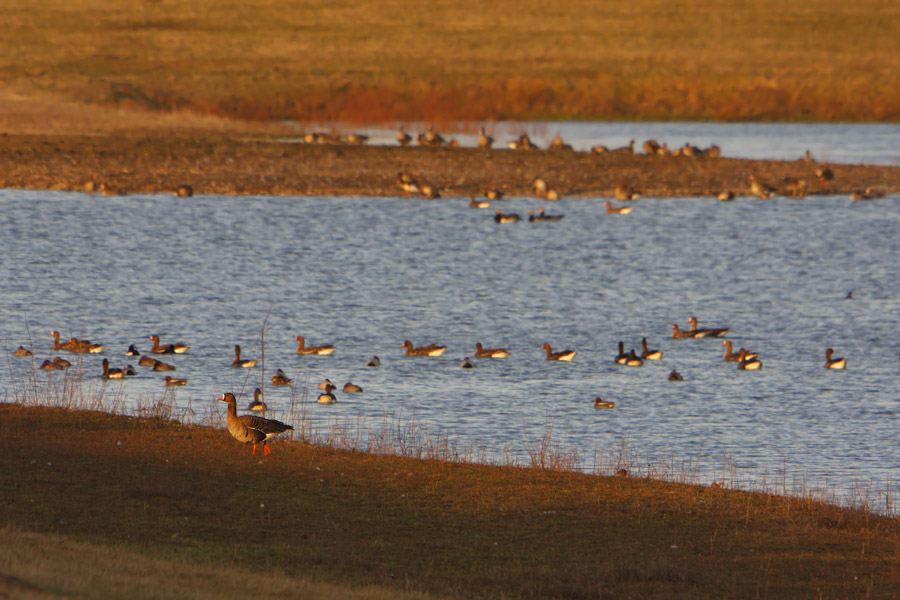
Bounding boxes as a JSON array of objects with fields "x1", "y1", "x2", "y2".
[{"x1": 217, "y1": 392, "x2": 292, "y2": 455}]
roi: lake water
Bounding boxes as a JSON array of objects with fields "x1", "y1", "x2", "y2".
[{"x1": 2, "y1": 123, "x2": 899, "y2": 509}]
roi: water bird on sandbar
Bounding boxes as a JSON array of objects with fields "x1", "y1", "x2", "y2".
[
  {"x1": 815, "y1": 166, "x2": 834, "y2": 188},
  {"x1": 541, "y1": 343, "x2": 576, "y2": 361},
  {"x1": 748, "y1": 174, "x2": 775, "y2": 199},
  {"x1": 396, "y1": 128, "x2": 412, "y2": 146},
  {"x1": 477, "y1": 127, "x2": 494, "y2": 149},
  {"x1": 397, "y1": 172, "x2": 420, "y2": 195},
  {"x1": 217, "y1": 392, "x2": 292, "y2": 455}
]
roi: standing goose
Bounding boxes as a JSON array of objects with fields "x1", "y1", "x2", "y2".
[
  {"x1": 640, "y1": 338, "x2": 663, "y2": 361},
  {"x1": 148, "y1": 334, "x2": 188, "y2": 354},
  {"x1": 541, "y1": 343, "x2": 576, "y2": 361},
  {"x1": 294, "y1": 335, "x2": 335, "y2": 355},
  {"x1": 687, "y1": 316, "x2": 729, "y2": 338},
  {"x1": 402, "y1": 340, "x2": 447, "y2": 357},
  {"x1": 217, "y1": 393, "x2": 292, "y2": 455},
  {"x1": 474, "y1": 342, "x2": 509, "y2": 358},
  {"x1": 231, "y1": 345, "x2": 257, "y2": 368},
  {"x1": 824, "y1": 348, "x2": 846, "y2": 369},
  {"x1": 476, "y1": 127, "x2": 494, "y2": 149},
  {"x1": 396, "y1": 128, "x2": 412, "y2": 146}
]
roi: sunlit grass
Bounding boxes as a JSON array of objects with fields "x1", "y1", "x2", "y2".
[{"x1": 3, "y1": 0, "x2": 899, "y2": 121}]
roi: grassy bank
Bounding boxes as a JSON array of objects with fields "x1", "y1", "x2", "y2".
[
  {"x1": 1, "y1": 404, "x2": 899, "y2": 598},
  {"x1": 3, "y1": 0, "x2": 900, "y2": 123}
]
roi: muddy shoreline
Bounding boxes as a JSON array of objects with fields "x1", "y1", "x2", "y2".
[{"x1": 1, "y1": 133, "x2": 899, "y2": 199}]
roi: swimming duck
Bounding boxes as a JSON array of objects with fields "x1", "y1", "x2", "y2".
[
  {"x1": 469, "y1": 195, "x2": 490, "y2": 208},
  {"x1": 343, "y1": 382, "x2": 363, "y2": 392},
  {"x1": 541, "y1": 343, "x2": 576, "y2": 361},
  {"x1": 824, "y1": 348, "x2": 846, "y2": 369},
  {"x1": 124, "y1": 365, "x2": 136, "y2": 376},
  {"x1": 667, "y1": 370, "x2": 684, "y2": 381},
  {"x1": 402, "y1": 340, "x2": 447, "y2": 357},
  {"x1": 640, "y1": 338, "x2": 663, "y2": 360},
  {"x1": 101, "y1": 358, "x2": 125, "y2": 380},
  {"x1": 49, "y1": 330, "x2": 103, "y2": 354},
  {"x1": 317, "y1": 387, "x2": 337, "y2": 404},
  {"x1": 138, "y1": 355, "x2": 157, "y2": 366},
  {"x1": 271, "y1": 369, "x2": 292, "y2": 386},
  {"x1": 294, "y1": 335, "x2": 335, "y2": 355},
  {"x1": 217, "y1": 392, "x2": 292, "y2": 455},
  {"x1": 593, "y1": 397, "x2": 615, "y2": 408},
  {"x1": 722, "y1": 341, "x2": 757, "y2": 362},
  {"x1": 148, "y1": 334, "x2": 188, "y2": 354},
  {"x1": 737, "y1": 349, "x2": 762, "y2": 370},
  {"x1": 318, "y1": 379, "x2": 335, "y2": 391},
  {"x1": 248, "y1": 388, "x2": 267, "y2": 411},
  {"x1": 614, "y1": 341, "x2": 628, "y2": 364},
  {"x1": 164, "y1": 375, "x2": 188, "y2": 386},
  {"x1": 474, "y1": 342, "x2": 509, "y2": 358},
  {"x1": 604, "y1": 201, "x2": 632, "y2": 214},
  {"x1": 460, "y1": 357, "x2": 476, "y2": 368},
  {"x1": 494, "y1": 209, "x2": 520, "y2": 224},
  {"x1": 52, "y1": 357, "x2": 71, "y2": 368},
  {"x1": 125, "y1": 344, "x2": 141, "y2": 356},
  {"x1": 477, "y1": 127, "x2": 494, "y2": 149},
  {"x1": 12, "y1": 346, "x2": 31, "y2": 356},
  {"x1": 231, "y1": 345, "x2": 257, "y2": 368},
  {"x1": 152, "y1": 359, "x2": 176, "y2": 371},
  {"x1": 623, "y1": 350, "x2": 643, "y2": 367},
  {"x1": 531, "y1": 207, "x2": 563, "y2": 221},
  {"x1": 687, "y1": 316, "x2": 729, "y2": 338},
  {"x1": 39, "y1": 359, "x2": 64, "y2": 370},
  {"x1": 671, "y1": 324, "x2": 695, "y2": 339},
  {"x1": 365, "y1": 356, "x2": 381, "y2": 367}
]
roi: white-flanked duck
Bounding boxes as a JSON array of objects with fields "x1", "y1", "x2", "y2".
[
  {"x1": 494, "y1": 209, "x2": 520, "y2": 224},
  {"x1": 541, "y1": 343, "x2": 576, "y2": 361},
  {"x1": 248, "y1": 388, "x2": 267, "y2": 411},
  {"x1": 474, "y1": 342, "x2": 509, "y2": 358},
  {"x1": 604, "y1": 201, "x2": 632, "y2": 214},
  {"x1": 101, "y1": 358, "x2": 125, "y2": 380},
  {"x1": 402, "y1": 340, "x2": 447, "y2": 357},
  {"x1": 294, "y1": 335, "x2": 335, "y2": 355},
  {"x1": 722, "y1": 341, "x2": 757, "y2": 362},
  {"x1": 271, "y1": 369, "x2": 292, "y2": 386},
  {"x1": 824, "y1": 348, "x2": 846, "y2": 369},
  {"x1": 640, "y1": 338, "x2": 663, "y2": 361},
  {"x1": 593, "y1": 397, "x2": 615, "y2": 409},
  {"x1": 231, "y1": 345, "x2": 257, "y2": 368},
  {"x1": 687, "y1": 316, "x2": 729, "y2": 338},
  {"x1": 217, "y1": 392, "x2": 292, "y2": 455},
  {"x1": 164, "y1": 375, "x2": 188, "y2": 386},
  {"x1": 148, "y1": 334, "x2": 188, "y2": 354},
  {"x1": 737, "y1": 349, "x2": 762, "y2": 370}
]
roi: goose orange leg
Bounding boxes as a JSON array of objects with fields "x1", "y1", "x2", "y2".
[
  {"x1": 252, "y1": 444, "x2": 259, "y2": 455},
  {"x1": 263, "y1": 443, "x2": 271, "y2": 456}
]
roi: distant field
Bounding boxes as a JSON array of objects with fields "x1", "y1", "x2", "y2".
[{"x1": 3, "y1": 0, "x2": 899, "y2": 123}]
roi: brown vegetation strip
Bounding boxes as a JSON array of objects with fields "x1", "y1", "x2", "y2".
[
  {"x1": 1, "y1": 405, "x2": 899, "y2": 599},
  {"x1": 2, "y1": 133, "x2": 900, "y2": 199}
]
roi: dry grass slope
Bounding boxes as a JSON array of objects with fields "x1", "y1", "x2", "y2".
[
  {"x1": 2, "y1": 0, "x2": 899, "y2": 122},
  {"x1": 1, "y1": 405, "x2": 899, "y2": 599}
]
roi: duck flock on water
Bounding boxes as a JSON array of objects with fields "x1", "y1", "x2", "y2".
[{"x1": 9, "y1": 316, "x2": 855, "y2": 454}]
